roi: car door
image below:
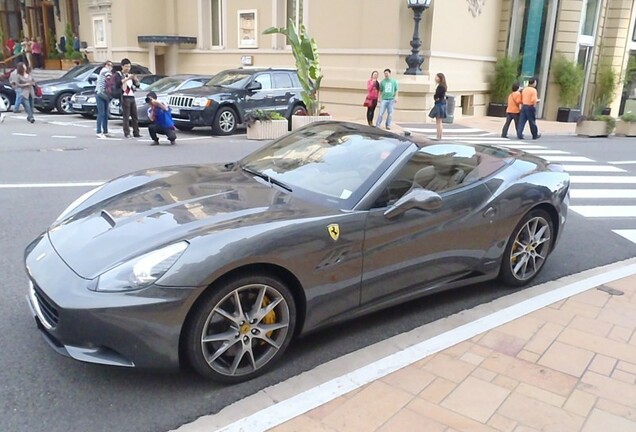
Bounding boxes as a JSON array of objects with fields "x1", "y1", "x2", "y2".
[
  {"x1": 272, "y1": 72, "x2": 296, "y2": 115},
  {"x1": 360, "y1": 145, "x2": 499, "y2": 306},
  {"x1": 244, "y1": 72, "x2": 276, "y2": 113}
]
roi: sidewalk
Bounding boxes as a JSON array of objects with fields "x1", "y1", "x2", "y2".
[{"x1": 269, "y1": 271, "x2": 636, "y2": 432}]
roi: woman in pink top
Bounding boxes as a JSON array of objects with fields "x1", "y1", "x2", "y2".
[
  {"x1": 31, "y1": 37, "x2": 43, "y2": 69},
  {"x1": 364, "y1": 70, "x2": 380, "y2": 126}
]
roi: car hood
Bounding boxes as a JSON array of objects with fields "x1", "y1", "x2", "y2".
[
  {"x1": 172, "y1": 85, "x2": 235, "y2": 98},
  {"x1": 38, "y1": 78, "x2": 78, "y2": 88},
  {"x1": 48, "y1": 164, "x2": 332, "y2": 279}
]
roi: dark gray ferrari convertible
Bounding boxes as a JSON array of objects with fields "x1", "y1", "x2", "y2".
[{"x1": 25, "y1": 121, "x2": 569, "y2": 382}]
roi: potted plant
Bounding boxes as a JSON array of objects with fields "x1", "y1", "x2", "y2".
[
  {"x1": 575, "y1": 114, "x2": 616, "y2": 137},
  {"x1": 264, "y1": 20, "x2": 330, "y2": 130},
  {"x1": 552, "y1": 55, "x2": 584, "y2": 122},
  {"x1": 245, "y1": 110, "x2": 289, "y2": 140},
  {"x1": 592, "y1": 63, "x2": 618, "y2": 116},
  {"x1": 60, "y1": 23, "x2": 81, "y2": 70},
  {"x1": 487, "y1": 56, "x2": 520, "y2": 117},
  {"x1": 44, "y1": 27, "x2": 61, "y2": 70},
  {"x1": 615, "y1": 112, "x2": 636, "y2": 137}
]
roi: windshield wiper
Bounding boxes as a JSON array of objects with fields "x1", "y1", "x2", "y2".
[{"x1": 241, "y1": 165, "x2": 292, "y2": 192}]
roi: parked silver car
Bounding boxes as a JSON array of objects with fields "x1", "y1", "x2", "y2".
[{"x1": 110, "y1": 74, "x2": 212, "y2": 125}]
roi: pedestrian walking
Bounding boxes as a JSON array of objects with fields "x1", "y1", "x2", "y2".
[
  {"x1": 517, "y1": 77, "x2": 541, "y2": 140},
  {"x1": 375, "y1": 69, "x2": 398, "y2": 130},
  {"x1": 501, "y1": 82, "x2": 521, "y2": 138},
  {"x1": 428, "y1": 72, "x2": 448, "y2": 140},
  {"x1": 13, "y1": 62, "x2": 36, "y2": 123},
  {"x1": 120, "y1": 58, "x2": 142, "y2": 138},
  {"x1": 25, "y1": 38, "x2": 34, "y2": 70},
  {"x1": 146, "y1": 91, "x2": 177, "y2": 146},
  {"x1": 95, "y1": 60, "x2": 114, "y2": 138},
  {"x1": 31, "y1": 37, "x2": 43, "y2": 69},
  {"x1": 364, "y1": 70, "x2": 380, "y2": 126},
  {"x1": 9, "y1": 67, "x2": 22, "y2": 113}
]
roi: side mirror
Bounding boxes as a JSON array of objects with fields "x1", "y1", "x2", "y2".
[
  {"x1": 88, "y1": 74, "x2": 98, "y2": 84},
  {"x1": 384, "y1": 188, "x2": 442, "y2": 219},
  {"x1": 247, "y1": 81, "x2": 262, "y2": 91}
]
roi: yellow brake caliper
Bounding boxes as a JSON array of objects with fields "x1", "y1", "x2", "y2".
[{"x1": 260, "y1": 296, "x2": 276, "y2": 343}]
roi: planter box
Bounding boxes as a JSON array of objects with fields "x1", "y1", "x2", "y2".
[
  {"x1": 44, "y1": 58, "x2": 61, "y2": 70},
  {"x1": 292, "y1": 115, "x2": 332, "y2": 130},
  {"x1": 60, "y1": 59, "x2": 77, "y2": 70},
  {"x1": 615, "y1": 120, "x2": 636, "y2": 137},
  {"x1": 246, "y1": 120, "x2": 289, "y2": 140},
  {"x1": 486, "y1": 103, "x2": 507, "y2": 118},
  {"x1": 556, "y1": 108, "x2": 581, "y2": 123},
  {"x1": 576, "y1": 120, "x2": 610, "y2": 137}
]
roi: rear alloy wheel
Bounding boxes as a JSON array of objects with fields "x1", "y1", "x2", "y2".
[
  {"x1": 1, "y1": 94, "x2": 11, "y2": 111},
  {"x1": 56, "y1": 92, "x2": 74, "y2": 114},
  {"x1": 212, "y1": 106, "x2": 237, "y2": 135},
  {"x1": 500, "y1": 209, "x2": 554, "y2": 286},
  {"x1": 185, "y1": 275, "x2": 296, "y2": 383}
]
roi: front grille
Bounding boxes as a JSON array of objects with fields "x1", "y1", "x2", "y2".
[
  {"x1": 169, "y1": 95, "x2": 194, "y2": 108},
  {"x1": 74, "y1": 96, "x2": 87, "y2": 103},
  {"x1": 31, "y1": 282, "x2": 59, "y2": 328}
]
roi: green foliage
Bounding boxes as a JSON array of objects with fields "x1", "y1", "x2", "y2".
[
  {"x1": 623, "y1": 55, "x2": 636, "y2": 87},
  {"x1": 551, "y1": 56, "x2": 584, "y2": 108},
  {"x1": 245, "y1": 109, "x2": 287, "y2": 127},
  {"x1": 47, "y1": 27, "x2": 60, "y2": 59},
  {"x1": 620, "y1": 112, "x2": 636, "y2": 123},
  {"x1": 591, "y1": 64, "x2": 617, "y2": 115},
  {"x1": 264, "y1": 19, "x2": 323, "y2": 116},
  {"x1": 64, "y1": 23, "x2": 76, "y2": 59},
  {"x1": 577, "y1": 114, "x2": 616, "y2": 134},
  {"x1": 490, "y1": 56, "x2": 520, "y2": 104}
]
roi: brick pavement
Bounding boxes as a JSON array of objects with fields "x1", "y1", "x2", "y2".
[{"x1": 270, "y1": 275, "x2": 636, "y2": 432}]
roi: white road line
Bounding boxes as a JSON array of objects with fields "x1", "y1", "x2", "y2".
[
  {"x1": 523, "y1": 150, "x2": 569, "y2": 155},
  {"x1": 563, "y1": 165, "x2": 626, "y2": 173},
  {"x1": 406, "y1": 127, "x2": 491, "y2": 134},
  {"x1": 12, "y1": 132, "x2": 37, "y2": 137},
  {"x1": 212, "y1": 262, "x2": 636, "y2": 432},
  {"x1": 51, "y1": 135, "x2": 77, "y2": 139},
  {"x1": 570, "y1": 176, "x2": 636, "y2": 184},
  {"x1": 608, "y1": 161, "x2": 636, "y2": 165},
  {"x1": 570, "y1": 189, "x2": 636, "y2": 199},
  {"x1": 496, "y1": 144, "x2": 546, "y2": 149},
  {"x1": 614, "y1": 230, "x2": 636, "y2": 244},
  {"x1": 0, "y1": 182, "x2": 103, "y2": 189},
  {"x1": 570, "y1": 206, "x2": 636, "y2": 217},
  {"x1": 542, "y1": 156, "x2": 595, "y2": 162}
]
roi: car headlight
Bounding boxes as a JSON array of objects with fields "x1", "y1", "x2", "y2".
[
  {"x1": 89, "y1": 242, "x2": 189, "y2": 292},
  {"x1": 55, "y1": 184, "x2": 105, "y2": 223},
  {"x1": 87, "y1": 97, "x2": 96, "y2": 104},
  {"x1": 192, "y1": 97, "x2": 211, "y2": 107},
  {"x1": 41, "y1": 86, "x2": 59, "y2": 95}
]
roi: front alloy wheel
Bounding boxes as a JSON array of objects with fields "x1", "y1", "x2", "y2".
[
  {"x1": 56, "y1": 93, "x2": 74, "y2": 114},
  {"x1": 500, "y1": 209, "x2": 553, "y2": 286},
  {"x1": 185, "y1": 275, "x2": 296, "y2": 382},
  {"x1": 212, "y1": 106, "x2": 237, "y2": 135}
]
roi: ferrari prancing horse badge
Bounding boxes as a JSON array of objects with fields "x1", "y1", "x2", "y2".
[{"x1": 327, "y1": 224, "x2": 340, "y2": 241}]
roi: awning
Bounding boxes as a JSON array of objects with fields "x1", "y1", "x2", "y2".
[{"x1": 137, "y1": 36, "x2": 197, "y2": 45}]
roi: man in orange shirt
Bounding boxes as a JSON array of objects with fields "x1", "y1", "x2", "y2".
[
  {"x1": 516, "y1": 77, "x2": 541, "y2": 140},
  {"x1": 501, "y1": 82, "x2": 521, "y2": 138}
]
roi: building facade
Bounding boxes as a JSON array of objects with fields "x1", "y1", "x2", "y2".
[{"x1": 4, "y1": 0, "x2": 635, "y2": 121}]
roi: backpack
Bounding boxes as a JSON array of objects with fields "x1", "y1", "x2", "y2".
[{"x1": 106, "y1": 71, "x2": 123, "y2": 99}]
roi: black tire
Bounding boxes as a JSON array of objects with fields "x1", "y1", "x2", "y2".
[
  {"x1": 36, "y1": 106, "x2": 54, "y2": 113},
  {"x1": 184, "y1": 274, "x2": 297, "y2": 383},
  {"x1": 288, "y1": 104, "x2": 307, "y2": 130},
  {"x1": 212, "y1": 106, "x2": 238, "y2": 135},
  {"x1": 499, "y1": 209, "x2": 554, "y2": 287},
  {"x1": 55, "y1": 92, "x2": 74, "y2": 114},
  {"x1": 80, "y1": 113, "x2": 94, "y2": 119},
  {"x1": 176, "y1": 125, "x2": 194, "y2": 132}
]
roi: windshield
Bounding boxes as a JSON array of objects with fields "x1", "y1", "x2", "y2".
[
  {"x1": 240, "y1": 122, "x2": 410, "y2": 208},
  {"x1": 62, "y1": 64, "x2": 97, "y2": 80},
  {"x1": 205, "y1": 71, "x2": 252, "y2": 89},
  {"x1": 146, "y1": 77, "x2": 184, "y2": 93}
]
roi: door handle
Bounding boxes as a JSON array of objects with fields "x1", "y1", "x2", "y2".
[{"x1": 483, "y1": 207, "x2": 497, "y2": 218}]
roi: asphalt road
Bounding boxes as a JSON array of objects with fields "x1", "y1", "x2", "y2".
[{"x1": 1, "y1": 113, "x2": 635, "y2": 432}]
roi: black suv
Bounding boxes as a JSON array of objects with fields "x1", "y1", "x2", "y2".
[
  {"x1": 35, "y1": 62, "x2": 151, "y2": 114},
  {"x1": 168, "y1": 68, "x2": 306, "y2": 135}
]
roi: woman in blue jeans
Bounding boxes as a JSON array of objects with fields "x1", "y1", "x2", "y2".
[
  {"x1": 95, "y1": 60, "x2": 113, "y2": 138},
  {"x1": 14, "y1": 62, "x2": 36, "y2": 123}
]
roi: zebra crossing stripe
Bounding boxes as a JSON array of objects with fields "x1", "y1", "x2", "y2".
[
  {"x1": 524, "y1": 150, "x2": 569, "y2": 155},
  {"x1": 570, "y1": 206, "x2": 636, "y2": 217},
  {"x1": 614, "y1": 230, "x2": 636, "y2": 243},
  {"x1": 541, "y1": 156, "x2": 595, "y2": 163},
  {"x1": 570, "y1": 189, "x2": 636, "y2": 199},
  {"x1": 563, "y1": 165, "x2": 625, "y2": 173},
  {"x1": 570, "y1": 176, "x2": 636, "y2": 184}
]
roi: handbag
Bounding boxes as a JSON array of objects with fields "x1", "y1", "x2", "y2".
[
  {"x1": 428, "y1": 105, "x2": 439, "y2": 119},
  {"x1": 34, "y1": 85, "x2": 42, "y2": 98},
  {"x1": 363, "y1": 96, "x2": 375, "y2": 108}
]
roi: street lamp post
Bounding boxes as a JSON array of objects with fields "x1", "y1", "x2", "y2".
[{"x1": 404, "y1": 0, "x2": 432, "y2": 76}]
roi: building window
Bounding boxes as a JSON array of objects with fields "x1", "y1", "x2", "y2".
[
  {"x1": 238, "y1": 10, "x2": 257, "y2": 48},
  {"x1": 286, "y1": 0, "x2": 303, "y2": 29},
  {"x1": 211, "y1": 0, "x2": 223, "y2": 46},
  {"x1": 580, "y1": 0, "x2": 599, "y2": 37}
]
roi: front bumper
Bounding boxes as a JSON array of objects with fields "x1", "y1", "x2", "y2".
[
  {"x1": 24, "y1": 233, "x2": 197, "y2": 370},
  {"x1": 71, "y1": 103, "x2": 97, "y2": 116},
  {"x1": 172, "y1": 106, "x2": 217, "y2": 127}
]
